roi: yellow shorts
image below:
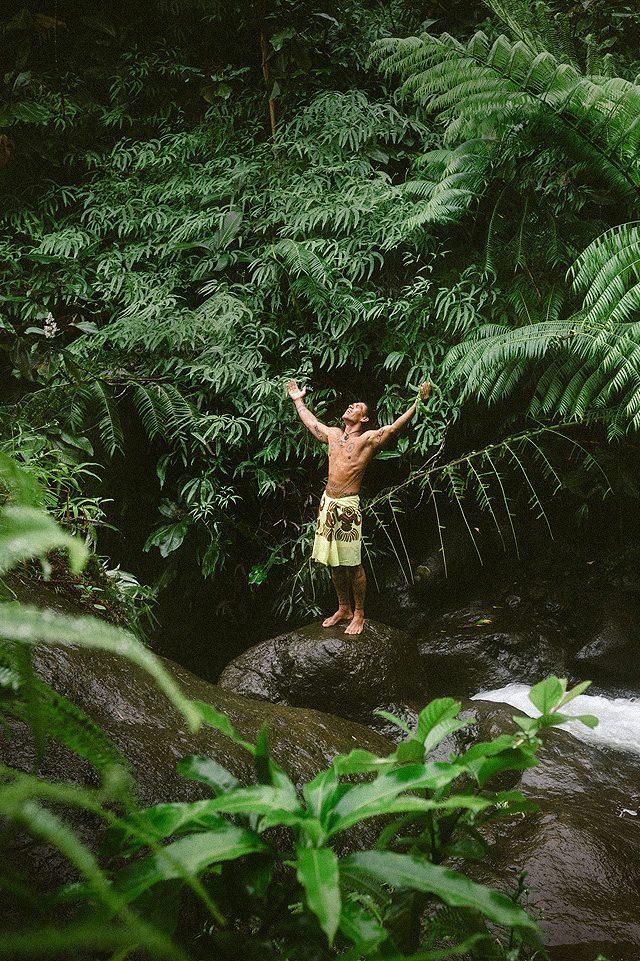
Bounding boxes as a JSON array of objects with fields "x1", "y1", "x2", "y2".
[{"x1": 311, "y1": 492, "x2": 362, "y2": 567}]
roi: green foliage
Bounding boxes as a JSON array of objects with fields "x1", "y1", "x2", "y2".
[
  {"x1": 3, "y1": 0, "x2": 640, "y2": 618},
  {"x1": 36, "y1": 679, "x2": 596, "y2": 961},
  {"x1": 368, "y1": 1, "x2": 640, "y2": 453}
]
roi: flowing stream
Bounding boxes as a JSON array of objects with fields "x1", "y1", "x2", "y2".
[{"x1": 474, "y1": 684, "x2": 640, "y2": 755}]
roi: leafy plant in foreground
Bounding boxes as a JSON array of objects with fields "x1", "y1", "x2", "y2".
[{"x1": 90, "y1": 678, "x2": 596, "y2": 961}]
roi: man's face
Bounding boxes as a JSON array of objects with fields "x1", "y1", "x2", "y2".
[{"x1": 342, "y1": 401, "x2": 369, "y2": 425}]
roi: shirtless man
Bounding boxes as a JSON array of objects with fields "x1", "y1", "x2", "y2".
[{"x1": 287, "y1": 379, "x2": 431, "y2": 634}]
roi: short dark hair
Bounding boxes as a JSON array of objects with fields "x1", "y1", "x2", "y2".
[{"x1": 356, "y1": 401, "x2": 377, "y2": 426}]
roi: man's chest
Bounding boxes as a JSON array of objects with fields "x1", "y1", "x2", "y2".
[{"x1": 328, "y1": 435, "x2": 368, "y2": 465}]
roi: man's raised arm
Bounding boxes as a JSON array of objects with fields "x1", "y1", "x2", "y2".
[
  {"x1": 286, "y1": 379, "x2": 332, "y2": 443},
  {"x1": 369, "y1": 382, "x2": 431, "y2": 449}
]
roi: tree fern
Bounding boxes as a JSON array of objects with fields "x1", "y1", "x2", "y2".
[
  {"x1": 370, "y1": 30, "x2": 640, "y2": 199},
  {"x1": 569, "y1": 222, "x2": 640, "y2": 325}
]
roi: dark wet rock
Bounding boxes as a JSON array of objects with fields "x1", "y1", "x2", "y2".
[
  {"x1": 0, "y1": 640, "x2": 392, "y2": 906},
  {"x1": 22, "y1": 643, "x2": 392, "y2": 800},
  {"x1": 471, "y1": 699, "x2": 640, "y2": 961},
  {"x1": 575, "y1": 594, "x2": 640, "y2": 678},
  {"x1": 218, "y1": 618, "x2": 418, "y2": 725},
  {"x1": 415, "y1": 606, "x2": 571, "y2": 699}
]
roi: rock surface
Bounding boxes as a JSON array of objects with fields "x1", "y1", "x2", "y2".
[
  {"x1": 218, "y1": 618, "x2": 418, "y2": 725},
  {"x1": 1, "y1": 639, "x2": 392, "y2": 906},
  {"x1": 473, "y1": 707, "x2": 640, "y2": 961},
  {"x1": 575, "y1": 593, "x2": 640, "y2": 678},
  {"x1": 415, "y1": 601, "x2": 572, "y2": 699},
  {"x1": 23, "y1": 643, "x2": 392, "y2": 800}
]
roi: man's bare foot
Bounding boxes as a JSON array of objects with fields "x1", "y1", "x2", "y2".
[
  {"x1": 344, "y1": 612, "x2": 365, "y2": 635},
  {"x1": 322, "y1": 608, "x2": 353, "y2": 628}
]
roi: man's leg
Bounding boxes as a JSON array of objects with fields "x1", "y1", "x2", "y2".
[
  {"x1": 322, "y1": 565, "x2": 354, "y2": 627},
  {"x1": 344, "y1": 564, "x2": 366, "y2": 634}
]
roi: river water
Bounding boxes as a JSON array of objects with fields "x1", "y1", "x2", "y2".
[{"x1": 475, "y1": 684, "x2": 640, "y2": 755}]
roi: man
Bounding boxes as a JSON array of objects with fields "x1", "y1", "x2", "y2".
[{"x1": 287, "y1": 379, "x2": 431, "y2": 635}]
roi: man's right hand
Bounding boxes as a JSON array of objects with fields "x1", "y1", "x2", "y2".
[{"x1": 286, "y1": 379, "x2": 307, "y2": 402}]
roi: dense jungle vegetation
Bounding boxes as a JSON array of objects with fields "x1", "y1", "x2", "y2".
[
  {"x1": 3, "y1": 0, "x2": 640, "y2": 655},
  {"x1": 2, "y1": 0, "x2": 640, "y2": 958}
]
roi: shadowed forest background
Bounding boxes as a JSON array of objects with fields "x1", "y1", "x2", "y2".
[{"x1": 4, "y1": 0, "x2": 640, "y2": 671}]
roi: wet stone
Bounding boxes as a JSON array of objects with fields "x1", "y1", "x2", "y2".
[
  {"x1": 218, "y1": 618, "x2": 419, "y2": 726},
  {"x1": 0, "y1": 641, "x2": 393, "y2": 903}
]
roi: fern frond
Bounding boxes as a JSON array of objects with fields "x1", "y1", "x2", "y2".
[
  {"x1": 88, "y1": 382, "x2": 124, "y2": 456},
  {"x1": 485, "y1": 0, "x2": 580, "y2": 68},
  {"x1": 394, "y1": 140, "x2": 492, "y2": 233},
  {"x1": 371, "y1": 31, "x2": 640, "y2": 199},
  {"x1": 569, "y1": 222, "x2": 640, "y2": 325}
]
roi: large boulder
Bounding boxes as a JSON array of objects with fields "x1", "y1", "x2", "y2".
[
  {"x1": 474, "y1": 711, "x2": 640, "y2": 961},
  {"x1": 574, "y1": 593, "x2": 640, "y2": 679},
  {"x1": 218, "y1": 618, "x2": 418, "y2": 726},
  {"x1": 415, "y1": 601, "x2": 574, "y2": 699},
  {"x1": 1, "y1": 638, "x2": 393, "y2": 909},
  {"x1": 17, "y1": 642, "x2": 392, "y2": 802}
]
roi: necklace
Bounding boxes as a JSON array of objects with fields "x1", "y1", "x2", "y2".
[{"x1": 340, "y1": 427, "x2": 359, "y2": 444}]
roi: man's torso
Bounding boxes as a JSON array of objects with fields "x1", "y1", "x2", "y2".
[{"x1": 325, "y1": 428, "x2": 375, "y2": 497}]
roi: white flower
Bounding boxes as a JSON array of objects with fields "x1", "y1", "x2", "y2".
[{"x1": 44, "y1": 311, "x2": 58, "y2": 339}]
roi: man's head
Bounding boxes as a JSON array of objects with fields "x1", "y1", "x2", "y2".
[{"x1": 342, "y1": 401, "x2": 369, "y2": 428}]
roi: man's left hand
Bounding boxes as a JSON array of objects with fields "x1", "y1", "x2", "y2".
[{"x1": 419, "y1": 382, "x2": 431, "y2": 402}]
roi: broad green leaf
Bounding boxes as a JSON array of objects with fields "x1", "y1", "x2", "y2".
[
  {"x1": 0, "y1": 506, "x2": 87, "y2": 574},
  {"x1": 528, "y1": 676, "x2": 564, "y2": 714},
  {"x1": 143, "y1": 518, "x2": 191, "y2": 558},
  {"x1": 442, "y1": 835, "x2": 488, "y2": 861},
  {"x1": 466, "y1": 748, "x2": 538, "y2": 788},
  {"x1": 102, "y1": 801, "x2": 232, "y2": 857},
  {"x1": 191, "y1": 700, "x2": 255, "y2": 754},
  {"x1": 424, "y1": 717, "x2": 469, "y2": 755},
  {"x1": 176, "y1": 756, "x2": 240, "y2": 795},
  {"x1": 342, "y1": 852, "x2": 539, "y2": 933},
  {"x1": 558, "y1": 680, "x2": 592, "y2": 708},
  {"x1": 416, "y1": 698, "x2": 462, "y2": 747},
  {"x1": 512, "y1": 716, "x2": 539, "y2": 733},
  {"x1": 536, "y1": 711, "x2": 597, "y2": 730},
  {"x1": 303, "y1": 767, "x2": 345, "y2": 820},
  {"x1": 296, "y1": 847, "x2": 341, "y2": 945},
  {"x1": 460, "y1": 734, "x2": 516, "y2": 764},
  {"x1": 332, "y1": 749, "x2": 395, "y2": 775},
  {"x1": 338, "y1": 899, "x2": 388, "y2": 953},
  {"x1": 329, "y1": 793, "x2": 491, "y2": 836},
  {"x1": 0, "y1": 604, "x2": 200, "y2": 731},
  {"x1": 259, "y1": 809, "x2": 324, "y2": 841},
  {"x1": 535, "y1": 712, "x2": 571, "y2": 728},
  {"x1": 332, "y1": 763, "x2": 462, "y2": 830},
  {"x1": 254, "y1": 724, "x2": 297, "y2": 793},
  {"x1": 207, "y1": 785, "x2": 302, "y2": 816},
  {"x1": 395, "y1": 739, "x2": 426, "y2": 762},
  {"x1": 574, "y1": 713, "x2": 599, "y2": 728},
  {"x1": 114, "y1": 825, "x2": 267, "y2": 904}
]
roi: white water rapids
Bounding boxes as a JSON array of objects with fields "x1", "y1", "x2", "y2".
[{"x1": 473, "y1": 684, "x2": 640, "y2": 755}]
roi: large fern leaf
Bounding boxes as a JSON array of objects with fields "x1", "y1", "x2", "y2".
[{"x1": 371, "y1": 31, "x2": 640, "y2": 199}]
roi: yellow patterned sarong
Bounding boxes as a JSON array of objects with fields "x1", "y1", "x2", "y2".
[{"x1": 311, "y1": 492, "x2": 362, "y2": 567}]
